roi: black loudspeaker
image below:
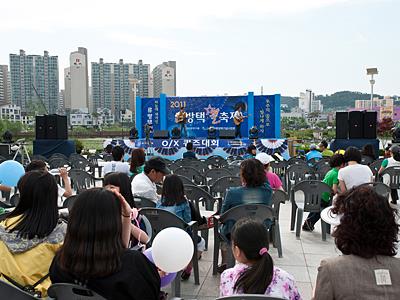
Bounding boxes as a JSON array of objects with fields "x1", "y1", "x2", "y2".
[
  {"x1": 335, "y1": 112, "x2": 348, "y2": 139},
  {"x1": 153, "y1": 130, "x2": 170, "y2": 139},
  {"x1": 363, "y1": 111, "x2": 377, "y2": 139},
  {"x1": 219, "y1": 129, "x2": 236, "y2": 139},
  {"x1": 46, "y1": 115, "x2": 58, "y2": 139},
  {"x1": 35, "y1": 115, "x2": 68, "y2": 140},
  {"x1": 35, "y1": 116, "x2": 47, "y2": 139},
  {"x1": 47, "y1": 115, "x2": 67, "y2": 139},
  {"x1": 56, "y1": 115, "x2": 68, "y2": 140},
  {"x1": 0, "y1": 144, "x2": 10, "y2": 157},
  {"x1": 349, "y1": 111, "x2": 363, "y2": 139}
]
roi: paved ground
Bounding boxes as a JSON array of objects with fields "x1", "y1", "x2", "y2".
[{"x1": 163, "y1": 200, "x2": 343, "y2": 300}]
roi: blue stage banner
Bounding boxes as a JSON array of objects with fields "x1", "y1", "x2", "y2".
[
  {"x1": 140, "y1": 98, "x2": 161, "y2": 136},
  {"x1": 136, "y1": 93, "x2": 280, "y2": 139},
  {"x1": 254, "y1": 95, "x2": 276, "y2": 138},
  {"x1": 166, "y1": 96, "x2": 248, "y2": 137},
  {"x1": 105, "y1": 138, "x2": 289, "y2": 161}
]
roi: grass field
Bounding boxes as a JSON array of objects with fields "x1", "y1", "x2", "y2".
[{"x1": 79, "y1": 138, "x2": 105, "y2": 151}]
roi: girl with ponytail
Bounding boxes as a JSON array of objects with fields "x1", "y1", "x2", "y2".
[{"x1": 220, "y1": 219, "x2": 301, "y2": 299}]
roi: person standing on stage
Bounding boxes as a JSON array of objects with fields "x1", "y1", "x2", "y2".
[
  {"x1": 233, "y1": 106, "x2": 243, "y2": 138},
  {"x1": 144, "y1": 122, "x2": 153, "y2": 148},
  {"x1": 175, "y1": 106, "x2": 188, "y2": 138}
]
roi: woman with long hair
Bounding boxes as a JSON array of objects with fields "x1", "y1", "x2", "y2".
[
  {"x1": 104, "y1": 172, "x2": 135, "y2": 208},
  {"x1": 156, "y1": 174, "x2": 205, "y2": 280},
  {"x1": 0, "y1": 171, "x2": 66, "y2": 296},
  {"x1": 221, "y1": 158, "x2": 272, "y2": 214},
  {"x1": 220, "y1": 218, "x2": 301, "y2": 299},
  {"x1": 130, "y1": 148, "x2": 146, "y2": 177},
  {"x1": 313, "y1": 186, "x2": 400, "y2": 299},
  {"x1": 50, "y1": 188, "x2": 160, "y2": 299},
  {"x1": 104, "y1": 172, "x2": 149, "y2": 245},
  {"x1": 218, "y1": 158, "x2": 273, "y2": 273}
]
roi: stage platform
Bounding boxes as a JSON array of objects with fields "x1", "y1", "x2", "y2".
[
  {"x1": 330, "y1": 139, "x2": 379, "y2": 157},
  {"x1": 33, "y1": 140, "x2": 76, "y2": 158},
  {"x1": 104, "y1": 138, "x2": 289, "y2": 161}
]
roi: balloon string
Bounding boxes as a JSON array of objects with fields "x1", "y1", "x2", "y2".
[{"x1": 134, "y1": 217, "x2": 143, "y2": 249}]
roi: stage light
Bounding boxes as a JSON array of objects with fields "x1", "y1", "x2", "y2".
[
  {"x1": 171, "y1": 127, "x2": 181, "y2": 139},
  {"x1": 208, "y1": 127, "x2": 217, "y2": 139},
  {"x1": 249, "y1": 126, "x2": 259, "y2": 139},
  {"x1": 129, "y1": 127, "x2": 138, "y2": 139}
]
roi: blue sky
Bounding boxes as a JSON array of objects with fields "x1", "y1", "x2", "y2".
[{"x1": 1, "y1": 0, "x2": 398, "y2": 97}]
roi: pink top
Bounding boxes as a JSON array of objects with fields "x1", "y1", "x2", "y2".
[
  {"x1": 220, "y1": 263, "x2": 301, "y2": 299},
  {"x1": 266, "y1": 171, "x2": 283, "y2": 190}
]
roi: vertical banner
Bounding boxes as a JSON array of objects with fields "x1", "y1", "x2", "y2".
[
  {"x1": 140, "y1": 97, "x2": 161, "y2": 136},
  {"x1": 253, "y1": 95, "x2": 277, "y2": 138}
]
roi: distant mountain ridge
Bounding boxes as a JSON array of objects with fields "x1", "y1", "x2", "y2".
[{"x1": 281, "y1": 91, "x2": 384, "y2": 111}]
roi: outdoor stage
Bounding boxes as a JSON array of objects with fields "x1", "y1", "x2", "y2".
[{"x1": 104, "y1": 138, "x2": 289, "y2": 161}]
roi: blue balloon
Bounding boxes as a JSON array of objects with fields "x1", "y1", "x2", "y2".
[{"x1": 0, "y1": 160, "x2": 25, "y2": 187}]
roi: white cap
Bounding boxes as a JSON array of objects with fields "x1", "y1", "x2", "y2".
[
  {"x1": 255, "y1": 153, "x2": 273, "y2": 165},
  {"x1": 320, "y1": 206, "x2": 342, "y2": 226}
]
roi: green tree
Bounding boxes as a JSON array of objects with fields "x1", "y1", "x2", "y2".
[
  {"x1": 378, "y1": 117, "x2": 394, "y2": 148},
  {"x1": 0, "y1": 119, "x2": 24, "y2": 136}
]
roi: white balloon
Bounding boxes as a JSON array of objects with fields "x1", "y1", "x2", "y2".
[{"x1": 152, "y1": 227, "x2": 194, "y2": 273}]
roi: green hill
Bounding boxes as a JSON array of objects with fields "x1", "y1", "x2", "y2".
[
  {"x1": 315, "y1": 91, "x2": 381, "y2": 110},
  {"x1": 281, "y1": 91, "x2": 383, "y2": 111}
]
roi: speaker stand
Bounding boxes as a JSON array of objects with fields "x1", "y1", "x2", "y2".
[{"x1": 12, "y1": 140, "x2": 31, "y2": 166}]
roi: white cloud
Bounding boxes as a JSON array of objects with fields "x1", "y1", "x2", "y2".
[{"x1": 1, "y1": 0, "x2": 358, "y2": 32}]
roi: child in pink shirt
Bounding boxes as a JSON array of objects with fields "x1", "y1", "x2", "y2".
[{"x1": 255, "y1": 153, "x2": 284, "y2": 191}]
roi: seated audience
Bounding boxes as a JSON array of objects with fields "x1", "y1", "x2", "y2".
[
  {"x1": 313, "y1": 186, "x2": 400, "y2": 299},
  {"x1": 25, "y1": 160, "x2": 72, "y2": 206},
  {"x1": 130, "y1": 148, "x2": 146, "y2": 177},
  {"x1": 103, "y1": 146, "x2": 130, "y2": 176},
  {"x1": 338, "y1": 146, "x2": 373, "y2": 192},
  {"x1": 156, "y1": 174, "x2": 205, "y2": 280},
  {"x1": 219, "y1": 159, "x2": 272, "y2": 272},
  {"x1": 255, "y1": 152, "x2": 284, "y2": 191},
  {"x1": 361, "y1": 143, "x2": 376, "y2": 161},
  {"x1": 306, "y1": 144, "x2": 322, "y2": 161},
  {"x1": 183, "y1": 142, "x2": 197, "y2": 159},
  {"x1": 131, "y1": 157, "x2": 170, "y2": 202},
  {"x1": 50, "y1": 188, "x2": 160, "y2": 300},
  {"x1": 220, "y1": 219, "x2": 301, "y2": 299},
  {"x1": 384, "y1": 144, "x2": 392, "y2": 158},
  {"x1": 378, "y1": 145, "x2": 400, "y2": 204},
  {"x1": 303, "y1": 154, "x2": 345, "y2": 231},
  {"x1": 103, "y1": 144, "x2": 113, "y2": 156},
  {"x1": 0, "y1": 171, "x2": 66, "y2": 296},
  {"x1": 104, "y1": 172, "x2": 149, "y2": 246},
  {"x1": 221, "y1": 159, "x2": 272, "y2": 214},
  {"x1": 318, "y1": 140, "x2": 333, "y2": 157},
  {"x1": 243, "y1": 145, "x2": 257, "y2": 159}
]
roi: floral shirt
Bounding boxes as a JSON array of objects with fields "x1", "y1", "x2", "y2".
[{"x1": 220, "y1": 263, "x2": 302, "y2": 300}]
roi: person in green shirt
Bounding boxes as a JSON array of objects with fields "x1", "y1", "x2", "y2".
[
  {"x1": 319, "y1": 140, "x2": 334, "y2": 157},
  {"x1": 303, "y1": 154, "x2": 345, "y2": 231}
]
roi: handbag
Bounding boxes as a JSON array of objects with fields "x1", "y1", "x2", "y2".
[
  {"x1": 2, "y1": 272, "x2": 49, "y2": 298},
  {"x1": 188, "y1": 200, "x2": 207, "y2": 226}
]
